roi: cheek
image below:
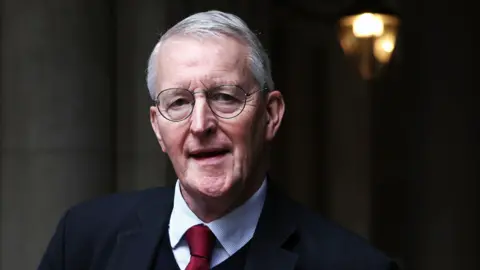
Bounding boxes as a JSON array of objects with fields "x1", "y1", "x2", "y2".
[
  {"x1": 224, "y1": 116, "x2": 263, "y2": 161},
  {"x1": 160, "y1": 125, "x2": 188, "y2": 158}
]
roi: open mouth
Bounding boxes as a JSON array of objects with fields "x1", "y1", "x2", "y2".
[{"x1": 189, "y1": 149, "x2": 230, "y2": 160}]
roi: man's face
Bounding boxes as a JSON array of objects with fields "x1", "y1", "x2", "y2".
[{"x1": 150, "y1": 35, "x2": 284, "y2": 200}]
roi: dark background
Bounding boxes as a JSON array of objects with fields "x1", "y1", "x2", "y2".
[{"x1": 0, "y1": 0, "x2": 477, "y2": 269}]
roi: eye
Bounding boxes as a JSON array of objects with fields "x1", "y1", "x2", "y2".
[
  {"x1": 210, "y1": 92, "x2": 237, "y2": 102},
  {"x1": 169, "y1": 98, "x2": 190, "y2": 108}
]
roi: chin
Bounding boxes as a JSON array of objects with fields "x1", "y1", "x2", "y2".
[
  {"x1": 183, "y1": 169, "x2": 237, "y2": 199},
  {"x1": 197, "y1": 174, "x2": 232, "y2": 197}
]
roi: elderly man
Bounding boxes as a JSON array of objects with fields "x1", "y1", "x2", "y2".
[{"x1": 39, "y1": 10, "x2": 397, "y2": 270}]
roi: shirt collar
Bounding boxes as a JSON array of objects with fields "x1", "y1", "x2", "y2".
[{"x1": 168, "y1": 178, "x2": 267, "y2": 255}]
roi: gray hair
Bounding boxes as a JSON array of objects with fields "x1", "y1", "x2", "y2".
[{"x1": 146, "y1": 10, "x2": 274, "y2": 100}]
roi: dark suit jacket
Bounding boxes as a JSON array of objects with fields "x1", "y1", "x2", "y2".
[{"x1": 38, "y1": 184, "x2": 398, "y2": 270}]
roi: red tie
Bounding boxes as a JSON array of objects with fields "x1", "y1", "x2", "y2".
[{"x1": 185, "y1": 224, "x2": 215, "y2": 270}]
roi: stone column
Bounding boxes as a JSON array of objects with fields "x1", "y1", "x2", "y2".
[
  {"x1": 0, "y1": 1, "x2": 115, "y2": 269},
  {"x1": 327, "y1": 30, "x2": 373, "y2": 239},
  {"x1": 273, "y1": 19, "x2": 327, "y2": 208},
  {"x1": 371, "y1": 0, "x2": 478, "y2": 268},
  {"x1": 403, "y1": 1, "x2": 478, "y2": 267},
  {"x1": 115, "y1": 0, "x2": 175, "y2": 191}
]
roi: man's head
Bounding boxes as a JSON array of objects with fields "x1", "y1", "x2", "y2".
[{"x1": 148, "y1": 11, "x2": 285, "y2": 215}]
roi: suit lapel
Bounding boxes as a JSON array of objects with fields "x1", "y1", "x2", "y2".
[
  {"x1": 245, "y1": 183, "x2": 299, "y2": 270},
  {"x1": 104, "y1": 181, "x2": 299, "y2": 270},
  {"x1": 106, "y1": 188, "x2": 174, "y2": 270}
]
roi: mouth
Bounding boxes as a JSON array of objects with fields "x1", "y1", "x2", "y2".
[{"x1": 189, "y1": 148, "x2": 230, "y2": 160}]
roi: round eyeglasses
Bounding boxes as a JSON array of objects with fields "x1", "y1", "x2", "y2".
[{"x1": 154, "y1": 85, "x2": 261, "y2": 122}]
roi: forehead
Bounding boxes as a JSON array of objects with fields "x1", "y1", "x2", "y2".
[{"x1": 156, "y1": 35, "x2": 250, "y2": 88}]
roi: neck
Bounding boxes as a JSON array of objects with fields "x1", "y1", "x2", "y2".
[{"x1": 180, "y1": 173, "x2": 266, "y2": 223}]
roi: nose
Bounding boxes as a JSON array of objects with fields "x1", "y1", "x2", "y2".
[{"x1": 189, "y1": 96, "x2": 217, "y2": 137}]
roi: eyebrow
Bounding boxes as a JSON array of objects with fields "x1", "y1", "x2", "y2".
[
  {"x1": 171, "y1": 79, "x2": 242, "y2": 90},
  {"x1": 207, "y1": 79, "x2": 241, "y2": 87}
]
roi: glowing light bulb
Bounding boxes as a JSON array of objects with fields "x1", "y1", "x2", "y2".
[
  {"x1": 352, "y1": 13, "x2": 384, "y2": 37},
  {"x1": 381, "y1": 39, "x2": 394, "y2": 52},
  {"x1": 374, "y1": 33, "x2": 396, "y2": 63}
]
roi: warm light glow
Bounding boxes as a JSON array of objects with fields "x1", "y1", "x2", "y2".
[
  {"x1": 338, "y1": 13, "x2": 400, "y2": 79},
  {"x1": 381, "y1": 39, "x2": 394, "y2": 52},
  {"x1": 374, "y1": 33, "x2": 396, "y2": 63},
  {"x1": 352, "y1": 13, "x2": 384, "y2": 37}
]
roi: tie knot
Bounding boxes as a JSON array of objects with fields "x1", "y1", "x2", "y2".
[{"x1": 185, "y1": 224, "x2": 216, "y2": 260}]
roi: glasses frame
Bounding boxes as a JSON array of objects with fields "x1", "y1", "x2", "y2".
[{"x1": 154, "y1": 85, "x2": 263, "y2": 122}]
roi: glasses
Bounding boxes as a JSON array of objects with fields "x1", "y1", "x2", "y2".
[{"x1": 154, "y1": 85, "x2": 261, "y2": 122}]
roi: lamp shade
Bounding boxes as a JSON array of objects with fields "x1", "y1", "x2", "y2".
[{"x1": 337, "y1": 1, "x2": 400, "y2": 80}]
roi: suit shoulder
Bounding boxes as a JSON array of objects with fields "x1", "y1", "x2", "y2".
[
  {"x1": 44, "y1": 187, "x2": 174, "y2": 269},
  {"x1": 65, "y1": 187, "x2": 173, "y2": 231},
  {"x1": 71, "y1": 187, "x2": 171, "y2": 210},
  {"x1": 289, "y1": 200, "x2": 394, "y2": 268}
]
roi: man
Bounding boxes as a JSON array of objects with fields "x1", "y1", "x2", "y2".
[{"x1": 38, "y1": 10, "x2": 398, "y2": 270}]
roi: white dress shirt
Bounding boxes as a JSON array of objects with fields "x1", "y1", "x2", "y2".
[{"x1": 168, "y1": 179, "x2": 267, "y2": 270}]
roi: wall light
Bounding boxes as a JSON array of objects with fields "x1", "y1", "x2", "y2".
[{"x1": 338, "y1": 2, "x2": 400, "y2": 80}]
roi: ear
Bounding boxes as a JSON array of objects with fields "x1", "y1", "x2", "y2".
[
  {"x1": 150, "y1": 106, "x2": 167, "y2": 152},
  {"x1": 264, "y1": 90, "x2": 285, "y2": 141}
]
